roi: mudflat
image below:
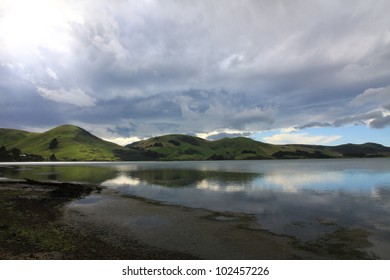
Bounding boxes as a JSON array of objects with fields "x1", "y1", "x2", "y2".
[
  {"x1": 0, "y1": 180, "x2": 376, "y2": 259},
  {"x1": 0, "y1": 180, "x2": 192, "y2": 259}
]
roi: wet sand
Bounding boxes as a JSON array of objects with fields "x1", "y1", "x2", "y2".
[{"x1": 64, "y1": 189, "x2": 318, "y2": 259}]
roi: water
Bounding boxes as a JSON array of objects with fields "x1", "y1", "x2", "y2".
[{"x1": 1, "y1": 159, "x2": 390, "y2": 257}]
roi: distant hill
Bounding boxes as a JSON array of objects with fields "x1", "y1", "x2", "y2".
[
  {"x1": 128, "y1": 135, "x2": 276, "y2": 160},
  {"x1": 1, "y1": 124, "x2": 389, "y2": 161},
  {"x1": 0, "y1": 124, "x2": 126, "y2": 161},
  {"x1": 331, "y1": 143, "x2": 390, "y2": 158},
  {"x1": 128, "y1": 134, "x2": 390, "y2": 160}
]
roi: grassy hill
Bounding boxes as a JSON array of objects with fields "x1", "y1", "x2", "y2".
[
  {"x1": 1, "y1": 125, "x2": 125, "y2": 161},
  {"x1": 0, "y1": 128, "x2": 38, "y2": 146},
  {"x1": 331, "y1": 143, "x2": 390, "y2": 158},
  {"x1": 1, "y1": 124, "x2": 389, "y2": 161},
  {"x1": 127, "y1": 134, "x2": 318, "y2": 160},
  {"x1": 128, "y1": 134, "x2": 390, "y2": 160}
]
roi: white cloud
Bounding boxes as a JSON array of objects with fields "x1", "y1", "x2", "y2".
[
  {"x1": 36, "y1": 87, "x2": 96, "y2": 107},
  {"x1": 0, "y1": 0, "x2": 82, "y2": 55},
  {"x1": 46, "y1": 67, "x2": 58, "y2": 80},
  {"x1": 264, "y1": 172, "x2": 343, "y2": 192},
  {"x1": 102, "y1": 175, "x2": 141, "y2": 187},
  {"x1": 264, "y1": 132, "x2": 342, "y2": 145},
  {"x1": 103, "y1": 136, "x2": 142, "y2": 146},
  {"x1": 280, "y1": 127, "x2": 297, "y2": 133}
]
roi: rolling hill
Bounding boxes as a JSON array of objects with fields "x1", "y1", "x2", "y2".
[
  {"x1": 127, "y1": 134, "x2": 390, "y2": 160},
  {"x1": 0, "y1": 124, "x2": 126, "y2": 161},
  {"x1": 1, "y1": 124, "x2": 389, "y2": 161},
  {"x1": 0, "y1": 128, "x2": 38, "y2": 146},
  {"x1": 128, "y1": 135, "x2": 276, "y2": 160}
]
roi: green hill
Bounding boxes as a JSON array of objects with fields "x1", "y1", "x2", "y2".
[
  {"x1": 128, "y1": 134, "x2": 390, "y2": 160},
  {"x1": 2, "y1": 125, "x2": 125, "y2": 161},
  {"x1": 331, "y1": 142, "x2": 390, "y2": 157},
  {"x1": 0, "y1": 128, "x2": 37, "y2": 146},
  {"x1": 127, "y1": 134, "x2": 326, "y2": 160},
  {"x1": 128, "y1": 134, "x2": 215, "y2": 160},
  {"x1": 1, "y1": 124, "x2": 389, "y2": 161}
]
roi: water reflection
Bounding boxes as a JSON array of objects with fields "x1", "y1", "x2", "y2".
[
  {"x1": 1, "y1": 160, "x2": 390, "y2": 249},
  {"x1": 96, "y1": 161, "x2": 390, "y2": 247},
  {"x1": 263, "y1": 172, "x2": 344, "y2": 193},
  {"x1": 0, "y1": 164, "x2": 117, "y2": 184},
  {"x1": 103, "y1": 175, "x2": 142, "y2": 186}
]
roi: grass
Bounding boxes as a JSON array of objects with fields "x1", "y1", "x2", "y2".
[
  {"x1": 0, "y1": 128, "x2": 37, "y2": 146},
  {"x1": 129, "y1": 134, "x2": 345, "y2": 160},
  {"x1": 2, "y1": 124, "x2": 389, "y2": 161},
  {"x1": 4, "y1": 125, "x2": 125, "y2": 161}
]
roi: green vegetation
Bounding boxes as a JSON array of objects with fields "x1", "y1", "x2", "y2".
[
  {"x1": 126, "y1": 168, "x2": 260, "y2": 187},
  {"x1": 128, "y1": 134, "x2": 390, "y2": 160},
  {"x1": 0, "y1": 146, "x2": 43, "y2": 161},
  {"x1": 0, "y1": 128, "x2": 37, "y2": 146},
  {"x1": 1, "y1": 124, "x2": 389, "y2": 161},
  {"x1": 1, "y1": 125, "x2": 126, "y2": 161},
  {"x1": 126, "y1": 134, "x2": 277, "y2": 160}
]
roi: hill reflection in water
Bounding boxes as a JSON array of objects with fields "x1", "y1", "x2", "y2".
[{"x1": 1, "y1": 159, "x2": 390, "y2": 255}]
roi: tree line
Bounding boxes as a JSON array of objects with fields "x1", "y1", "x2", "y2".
[{"x1": 0, "y1": 146, "x2": 43, "y2": 162}]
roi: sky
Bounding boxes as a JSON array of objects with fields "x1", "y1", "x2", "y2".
[{"x1": 0, "y1": 0, "x2": 389, "y2": 146}]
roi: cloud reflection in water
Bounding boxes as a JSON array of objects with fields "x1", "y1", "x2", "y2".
[{"x1": 97, "y1": 161, "x2": 390, "y2": 244}]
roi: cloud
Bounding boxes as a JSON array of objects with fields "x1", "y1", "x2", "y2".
[
  {"x1": 46, "y1": 68, "x2": 58, "y2": 80},
  {"x1": 264, "y1": 133, "x2": 342, "y2": 145},
  {"x1": 369, "y1": 115, "x2": 390, "y2": 129},
  {"x1": 196, "y1": 129, "x2": 253, "y2": 140},
  {"x1": 1, "y1": 1, "x2": 390, "y2": 144},
  {"x1": 333, "y1": 111, "x2": 385, "y2": 127},
  {"x1": 296, "y1": 111, "x2": 385, "y2": 130},
  {"x1": 103, "y1": 136, "x2": 142, "y2": 146},
  {"x1": 350, "y1": 87, "x2": 390, "y2": 109},
  {"x1": 36, "y1": 87, "x2": 96, "y2": 107}
]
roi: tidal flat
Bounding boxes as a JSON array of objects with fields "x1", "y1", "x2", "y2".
[
  {"x1": 0, "y1": 180, "x2": 193, "y2": 259},
  {"x1": 0, "y1": 179, "x2": 378, "y2": 260}
]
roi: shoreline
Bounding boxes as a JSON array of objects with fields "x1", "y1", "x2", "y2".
[
  {"x1": 0, "y1": 180, "x2": 194, "y2": 259},
  {"x1": 0, "y1": 179, "x2": 378, "y2": 260}
]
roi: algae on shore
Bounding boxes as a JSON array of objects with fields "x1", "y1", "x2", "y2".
[
  {"x1": 0, "y1": 179, "x2": 379, "y2": 260},
  {"x1": 0, "y1": 180, "x2": 193, "y2": 259}
]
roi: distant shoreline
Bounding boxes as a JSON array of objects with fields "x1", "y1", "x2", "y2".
[{"x1": 1, "y1": 154, "x2": 389, "y2": 163}]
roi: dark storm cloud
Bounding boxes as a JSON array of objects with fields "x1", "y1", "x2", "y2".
[
  {"x1": 69, "y1": 90, "x2": 275, "y2": 138},
  {"x1": 1, "y1": 0, "x2": 390, "y2": 142},
  {"x1": 296, "y1": 111, "x2": 387, "y2": 130},
  {"x1": 370, "y1": 115, "x2": 390, "y2": 129}
]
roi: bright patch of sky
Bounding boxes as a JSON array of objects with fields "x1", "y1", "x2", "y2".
[{"x1": 255, "y1": 126, "x2": 390, "y2": 146}]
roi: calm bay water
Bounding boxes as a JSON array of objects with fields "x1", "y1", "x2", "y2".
[{"x1": 1, "y1": 158, "x2": 390, "y2": 257}]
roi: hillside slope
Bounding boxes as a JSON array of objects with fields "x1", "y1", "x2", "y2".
[
  {"x1": 2, "y1": 125, "x2": 125, "y2": 161},
  {"x1": 1, "y1": 125, "x2": 389, "y2": 161},
  {"x1": 128, "y1": 134, "x2": 390, "y2": 160},
  {"x1": 0, "y1": 128, "x2": 38, "y2": 146},
  {"x1": 127, "y1": 134, "x2": 326, "y2": 160}
]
